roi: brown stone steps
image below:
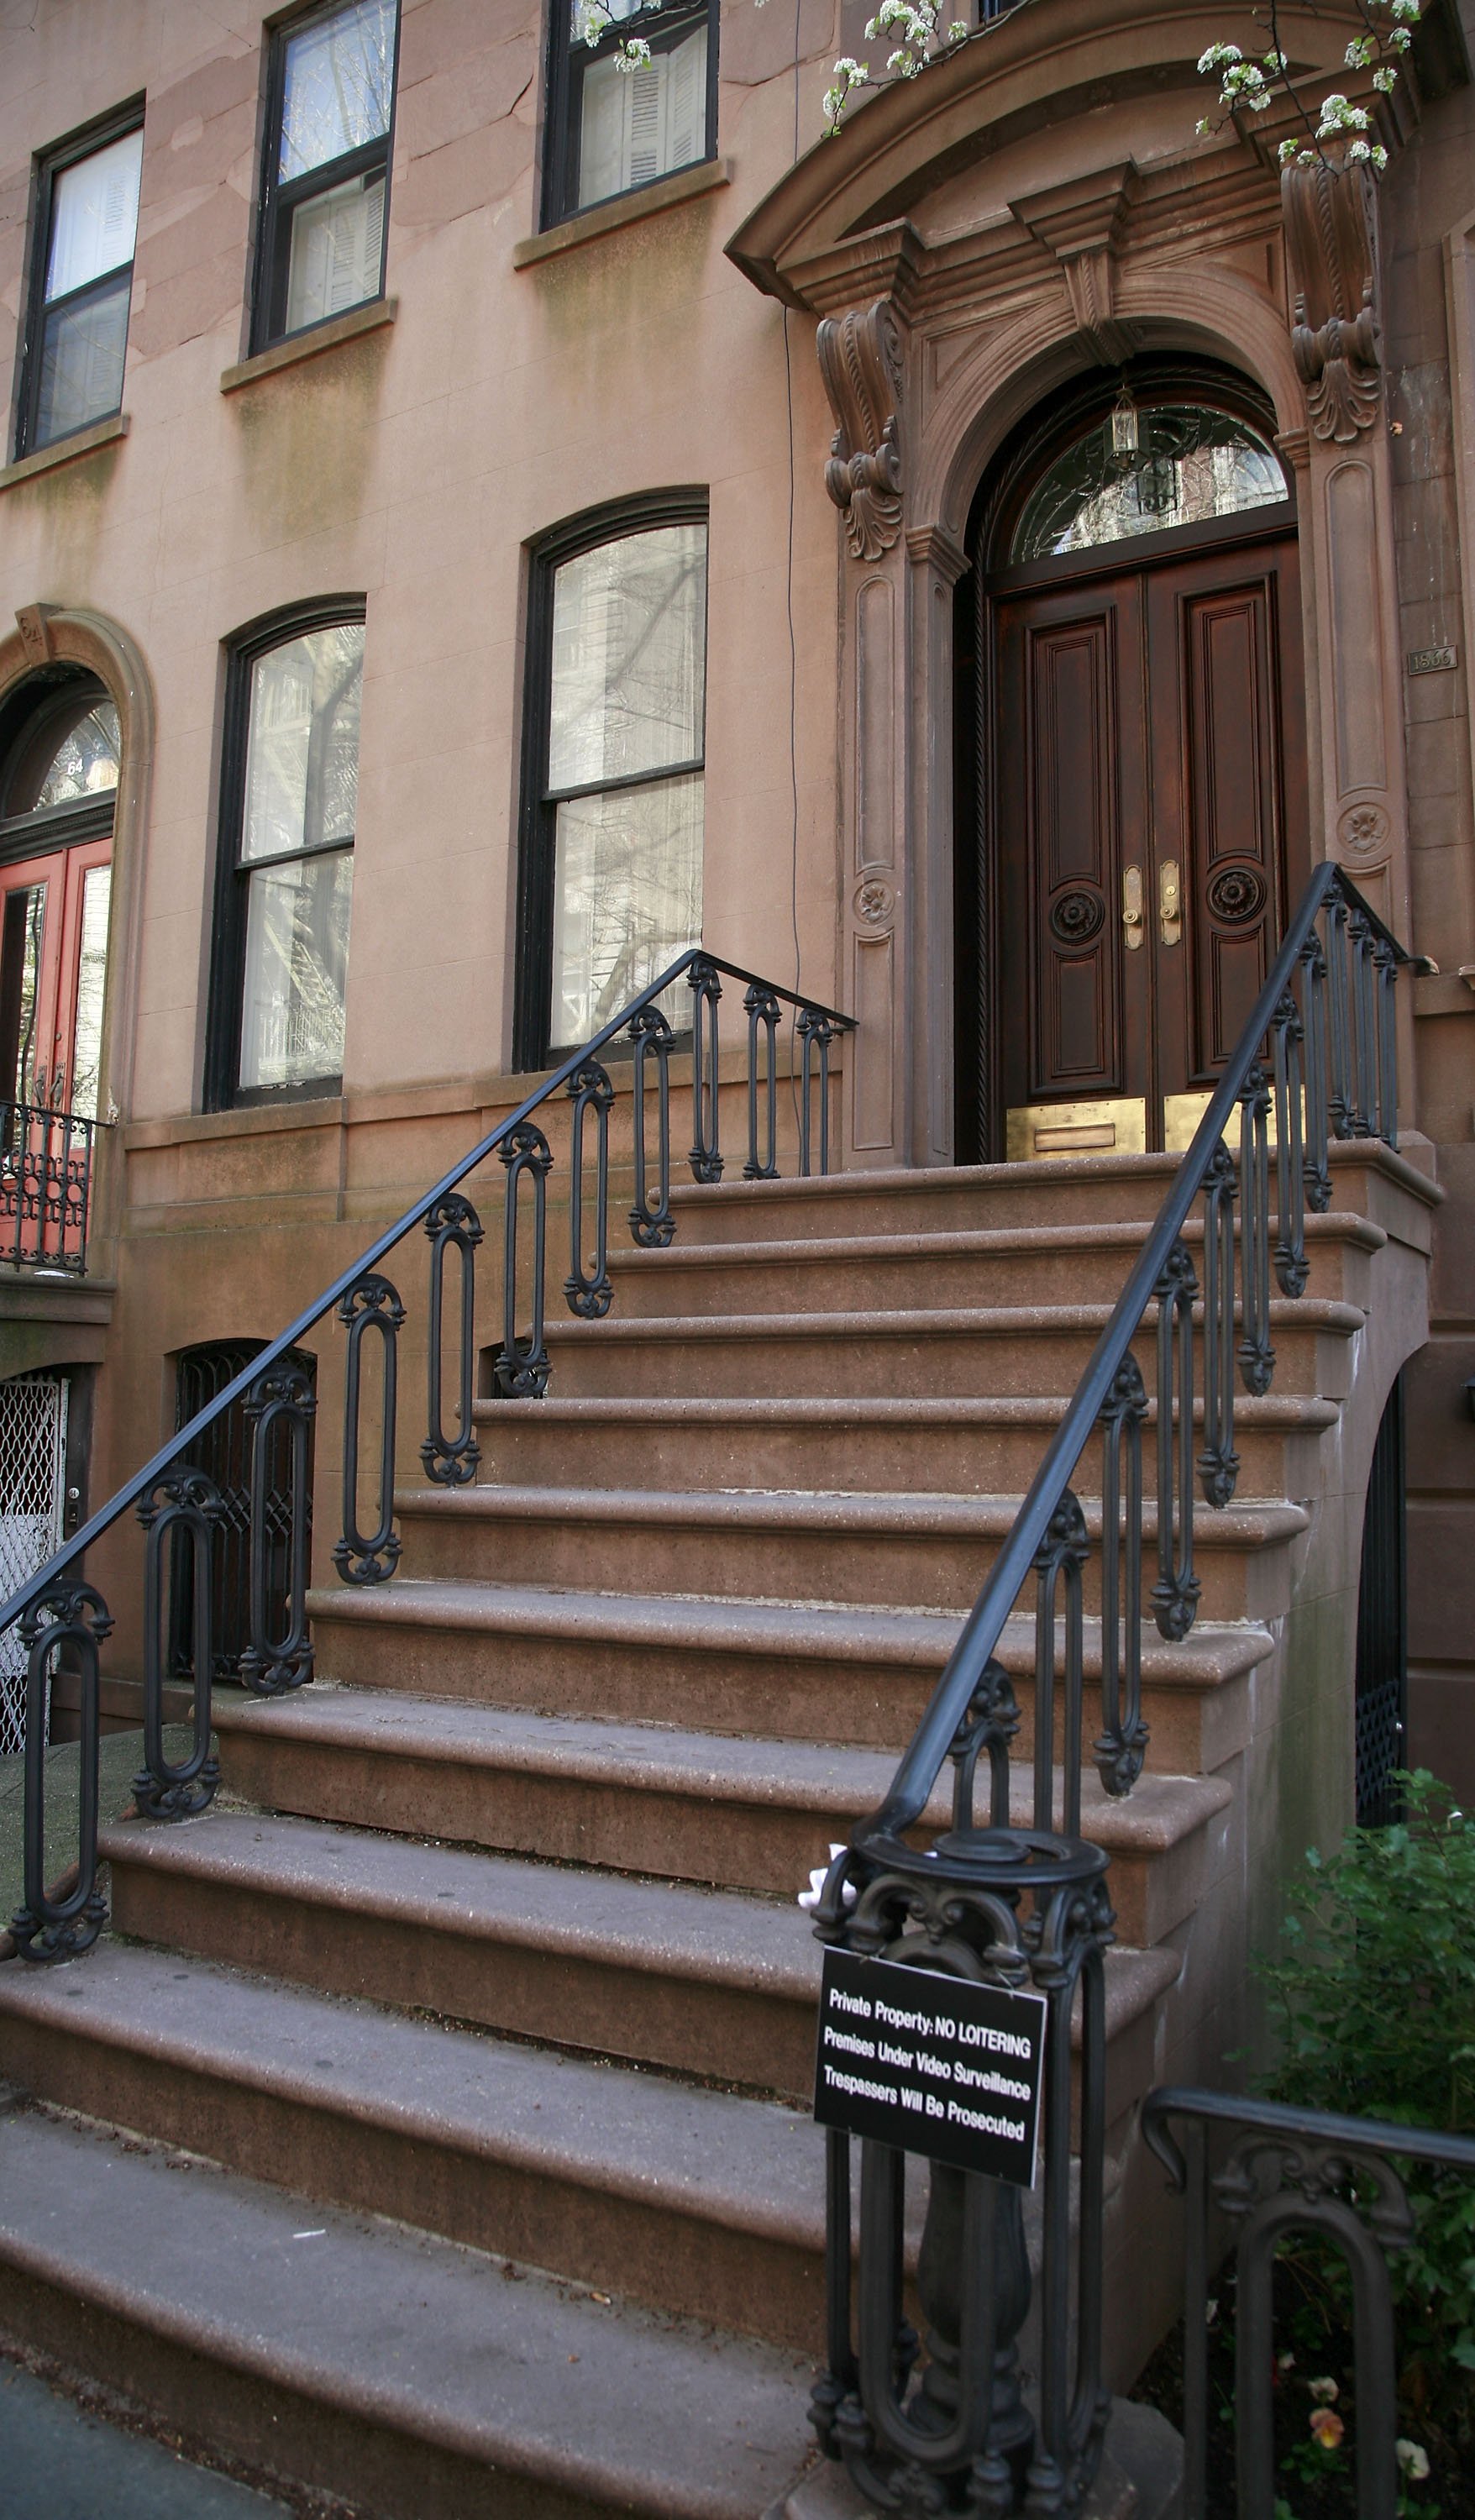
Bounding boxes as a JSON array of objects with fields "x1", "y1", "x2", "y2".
[
  {"x1": 658, "y1": 1141, "x2": 1414, "y2": 1249},
  {"x1": 0, "y1": 1940, "x2": 831, "y2": 2354},
  {"x1": 207, "y1": 1688, "x2": 1232, "y2": 1948},
  {"x1": 597, "y1": 1213, "x2": 1382, "y2": 1322},
  {"x1": 535, "y1": 1298, "x2": 1364, "y2": 1403},
  {"x1": 98, "y1": 1807, "x2": 1176, "y2": 2117},
  {"x1": 307, "y1": 1578, "x2": 1273, "y2": 1774},
  {"x1": 105, "y1": 1807, "x2": 824, "y2": 2102},
  {"x1": 0, "y1": 2101, "x2": 817, "y2": 2520},
  {"x1": 391, "y1": 1479, "x2": 1310, "y2": 1625},
  {"x1": 469, "y1": 1392, "x2": 1341, "y2": 1502}
]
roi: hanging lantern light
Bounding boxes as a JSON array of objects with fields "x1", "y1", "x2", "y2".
[{"x1": 1110, "y1": 380, "x2": 1140, "y2": 456}]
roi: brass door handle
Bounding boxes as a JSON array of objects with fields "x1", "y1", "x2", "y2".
[
  {"x1": 1122, "y1": 864, "x2": 1144, "y2": 950},
  {"x1": 1159, "y1": 858, "x2": 1182, "y2": 947}
]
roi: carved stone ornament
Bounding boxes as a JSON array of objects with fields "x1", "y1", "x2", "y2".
[
  {"x1": 1281, "y1": 155, "x2": 1381, "y2": 443},
  {"x1": 1337, "y1": 800, "x2": 1391, "y2": 862},
  {"x1": 817, "y1": 300, "x2": 905, "y2": 562}
]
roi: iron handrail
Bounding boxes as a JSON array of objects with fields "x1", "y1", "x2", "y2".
[
  {"x1": 1143, "y1": 2084, "x2": 1475, "y2": 2183},
  {"x1": 0, "y1": 949, "x2": 849, "y2": 1646},
  {"x1": 861, "y1": 862, "x2": 1422, "y2": 1845}
]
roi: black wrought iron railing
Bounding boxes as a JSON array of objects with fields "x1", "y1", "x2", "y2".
[
  {"x1": 0, "y1": 950, "x2": 850, "y2": 1961},
  {"x1": 806, "y1": 865, "x2": 1425, "y2": 2515},
  {"x1": 0, "y1": 1093, "x2": 105, "y2": 1274},
  {"x1": 1144, "y1": 2087, "x2": 1475, "y2": 2518}
]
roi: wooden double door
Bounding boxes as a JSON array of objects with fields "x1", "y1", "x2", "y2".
[{"x1": 993, "y1": 528, "x2": 1306, "y2": 1159}]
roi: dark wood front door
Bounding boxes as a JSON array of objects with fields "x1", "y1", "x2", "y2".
[{"x1": 995, "y1": 528, "x2": 1306, "y2": 1158}]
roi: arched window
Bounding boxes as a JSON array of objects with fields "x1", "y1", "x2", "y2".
[
  {"x1": 0, "y1": 672, "x2": 117, "y2": 1125},
  {"x1": 1010, "y1": 396, "x2": 1289, "y2": 564}
]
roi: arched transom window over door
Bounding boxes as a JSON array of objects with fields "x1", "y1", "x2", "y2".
[{"x1": 961, "y1": 370, "x2": 1308, "y2": 1165}]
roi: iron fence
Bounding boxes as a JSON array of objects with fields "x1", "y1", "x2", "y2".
[{"x1": 0, "y1": 1096, "x2": 103, "y2": 1274}]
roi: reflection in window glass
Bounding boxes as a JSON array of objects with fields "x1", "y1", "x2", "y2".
[
  {"x1": 45, "y1": 130, "x2": 142, "y2": 298},
  {"x1": 280, "y1": 0, "x2": 396, "y2": 181},
  {"x1": 239, "y1": 849, "x2": 354, "y2": 1091},
  {"x1": 30, "y1": 128, "x2": 141, "y2": 451},
  {"x1": 69, "y1": 864, "x2": 111, "y2": 1120},
  {"x1": 550, "y1": 525, "x2": 706, "y2": 790},
  {"x1": 1012, "y1": 406, "x2": 1288, "y2": 563},
  {"x1": 552, "y1": 772, "x2": 704, "y2": 1043},
  {"x1": 286, "y1": 171, "x2": 386, "y2": 332},
  {"x1": 2, "y1": 886, "x2": 48, "y2": 1106},
  {"x1": 30, "y1": 704, "x2": 121, "y2": 811},
  {"x1": 244, "y1": 626, "x2": 363, "y2": 863}
]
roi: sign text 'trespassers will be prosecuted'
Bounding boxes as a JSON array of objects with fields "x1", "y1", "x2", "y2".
[{"x1": 812, "y1": 1947, "x2": 1047, "y2": 2187}]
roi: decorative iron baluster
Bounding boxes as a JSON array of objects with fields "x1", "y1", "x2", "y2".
[
  {"x1": 10, "y1": 1578, "x2": 113, "y2": 1961},
  {"x1": 743, "y1": 983, "x2": 781, "y2": 1181},
  {"x1": 947, "y1": 1655, "x2": 1020, "y2": 1831},
  {"x1": 627, "y1": 1005, "x2": 675, "y2": 1247},
  {"x1": 1299, "y1": 929, "x2": 1333, "y2": 1213},
  {"x1": 1032, "y1": 1488, "x2": 1089, "y2": 1838},
  {"x1": 688, "y1": 957, "x2": 724, "y2": 1183},
  {"x1": 1198, "y1": 1142, "x2": 1241, "y2": 1509},
  {"x1": 134, "y1": 1469, "x2": 223, "y2": 1819},
  {"x1": 1350, "y1": 902, "x2": 1379, "y2": 1136},
  {"x1": 1374, "y1": 935, "x2": 1399, "y2": 1147},
  {"x1": 798, "y1": 1005, "x2": 839, "y2": 1179},
  {"x1": 239, "y1": 1363, "x2": 315, "y2": 1693},
  {"x1": 564, "y1": 1058, "x2": 615, "y2": 1318},
  {"x1": 422, "y1": 1193, "x2": 482, "y2": 1485},
  {"x1": 493, "y1": 1119, "x2": 552, "y2": 1397},
  {"x1": 1152, "y1": 1240, "x2": 1202, "y2": 1640},
  {"x1": 334, "y1": 1273, "x2": 404, "y2": 1583},
  {"x1": 1326, "y1": 887, "x2": 1354, "y2": 1139},
  {"x1": 1271, "y1": 991, "x2": 1309, "y2": 1299},
  {"x1": 1236, "y1": 1063, "x2": 1275, "y2": 1396},
  {"x1": 1095, "y1": 1355, "x2": 1147, "y2": 1795},
  {"x1": 1031, "y1": 1863, "x2": 1115, "y2": 2512}
]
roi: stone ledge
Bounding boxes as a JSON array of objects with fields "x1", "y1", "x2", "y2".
[
  {"x1": 0, "y1": 414, "x2": 129, "y2": 494},
  {"x1": 514, "y1": 158, "x2": 732, "y2": 267},
  {"x1": 220, "y1": 297, "x2": 397, "y2": 393}
]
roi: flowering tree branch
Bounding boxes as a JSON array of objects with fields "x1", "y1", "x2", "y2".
[
  {"x1": 1195, "y1": 0, "x2": 1421, "y2": 173},
  {"x1": 824, "y1": 0, "x2": 971, "y2": 134}
]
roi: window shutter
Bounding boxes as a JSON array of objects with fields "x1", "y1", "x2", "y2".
[
  {"x1": 286, "y1": 177, "x2": 384, "y2": 332},
  {"x1": 625, "y1": 60, "x2": 663, "y2": 189},
  {"x1": 665, "y1": 28, "x2": 707, "y2": 171},
  {"x1": 577, "y1": 55, "x2": 628, "y2": 210}
]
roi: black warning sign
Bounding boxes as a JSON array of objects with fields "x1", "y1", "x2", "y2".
[{"x1": 812, "y1": 1947, "x2": 1047, "y2": 2188}]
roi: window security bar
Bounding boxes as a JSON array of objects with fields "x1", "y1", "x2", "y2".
[
  {"x1": 0, "y1": 949, "x2": 850, "y2": 1960},
  {"x1": 804, "y1": 864, "x2": 1426, "y2": 2517}
]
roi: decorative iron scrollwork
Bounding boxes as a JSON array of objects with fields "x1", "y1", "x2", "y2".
[
  {"x1": 627, "y1": 1006, "x2": 676, "y2": 1247},
  {"x1": 565, "y1": 1058, "x2": 616, "y2": 1319},
  {"x1": 10, "y1": 1579, "x2": 113, "y2": 1961},
  {"x1": 688, "y1": 958, "x2": 724, "y2": 1184},
  {"x1": 239, "y1": 1363, "x2": 316, "y2": 1693},
  {"x1": 798, "y1": 1006, "x2": 840, "y2": 1179},
  {"x1": 494, "y1": 1121, "x2": 553, "y2": 1398},
  {"x1": 743, "y1": 984, "x2": 781, "y2": 1181},
  {"x1": 423, "y1": 1194, "x2": 482, "y2": 1484},
  {"x1": 134, "y1": 1468, "x2": 223, "y2": 1819},
  {"x1": 334, "y1": 1273, "x2": 404, "y2": 1585},
  {"x1": 1095, "y1": 1353, "x2": 1149, "y2": 1796}
]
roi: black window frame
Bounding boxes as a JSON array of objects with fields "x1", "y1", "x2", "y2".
[
  {"x1": 513, "y1": 488, "x2": 709, "y2": 1073},
  {"x1": 205, "y1": 595, "x2": 367, "y2": 1114},
  {"x1": 13, "y1": 97, "x2": 145, "y2": 463},
  {"x1": 251, "y1": 0, "x2": 400, "y2": 355},
  {"x1": 540, "y1": 0, "x2": 718, "y2": 232}
]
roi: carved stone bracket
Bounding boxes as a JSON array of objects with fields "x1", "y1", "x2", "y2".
[
  {"x1": 1010, "y1": 163, "x2": 1140, "y2": 365},
  {"x1": 1282, "y1": 156, "x2": 1381, "y2": 442},
  {"x1": 817, "y1": 300, "x2": 905, "y2": 562}
]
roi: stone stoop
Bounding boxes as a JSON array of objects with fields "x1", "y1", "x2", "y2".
[{"x1": 0, "y1": 1145, "x2": 1436, "y2": 2517}]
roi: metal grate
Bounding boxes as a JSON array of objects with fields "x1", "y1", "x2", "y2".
[
  {"x1": 170, "y1": 1341, "x2": 315, "y2": 1679},
  {"x1": 0, "y1": 1369, "x2": 67, "y2": 1753},
  {"x1": 1355, "y1": 1376, "x2": 1406, "y2": 1827}
]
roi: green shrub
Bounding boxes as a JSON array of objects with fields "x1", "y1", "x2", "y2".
[{"x1": 1254, "y1": 1770, "x2": 1475, "y2": 2460}]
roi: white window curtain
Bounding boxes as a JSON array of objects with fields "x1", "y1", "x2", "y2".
[{"x1": 45, "y1": 130, "x2": 142, "y2": 301}]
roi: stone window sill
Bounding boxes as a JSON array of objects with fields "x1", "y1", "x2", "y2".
[
  {"x1": 514, "y1": 159, "x2": 732, "y2": 269},
  {"x1": 221, "y1": 297, "x2": 397, "y2": 395},
  {"x1": 0, "y1": 413, "x2": 129, "y2": 494}
]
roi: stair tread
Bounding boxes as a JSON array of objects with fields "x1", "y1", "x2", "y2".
[
  {"x1": 0, "y1": 1943, "x2": 827, "y2": 2243},
  {"x1": 393, "y1": 1479, "x2": 1310, "y2": 1549},
  {"x1": 102, "y1": 1809, "x2": 821, "y2": 1996},
  {"x1": 308, "y1": 1575, "x2": 1277, "y2": 1687},
  {"x1": 603, "y1": 1211, "x2": 1383, "y2": 1273},
  {"x1": 210, "y1": 1687, "x2": 1234, "y2": 1850},
  {"x1": 544, "y1": 1296, "x2": 1366, "y2": 1342},
  {"x1": 0, "y1": 2101, "x2": 813, "y2": 2517},
  {"x1": 99, "y1": 1808, "x2": 1182, "y2": 2040},
  {"x1": 469, "y1": 1392, "x2": 1341, "y2": 1428}
]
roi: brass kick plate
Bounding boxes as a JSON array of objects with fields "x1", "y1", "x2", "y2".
[
  {"x1": 1163, "y1": 1088, "x2": 1308, "y2": 1155},
  {"x1": 1007, "y1": 1098, "x2": 1147, "y2": 1161}
]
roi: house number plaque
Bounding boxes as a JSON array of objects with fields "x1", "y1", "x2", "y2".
[{"x1": 813, "y1": 1948, "x2": 1047, "y2": 2187}]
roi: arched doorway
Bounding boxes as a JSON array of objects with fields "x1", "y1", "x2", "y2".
[{"x1": 956, "y1": 359, "x2": 1308, "y2": 1163}]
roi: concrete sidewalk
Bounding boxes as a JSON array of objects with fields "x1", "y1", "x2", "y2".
[{"x1": 0, "y1": 2356, "x2": 293, "y2": 2519}]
